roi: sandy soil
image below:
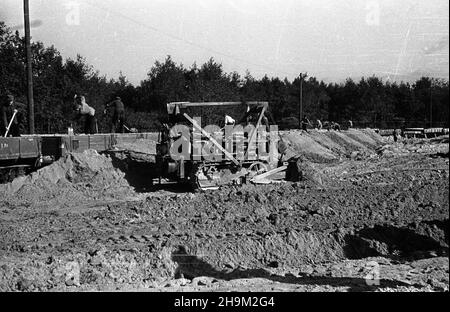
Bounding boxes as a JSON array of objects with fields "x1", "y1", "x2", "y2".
[{"x1": 0, "y1": 130, "x2": 448, "y2": 292}]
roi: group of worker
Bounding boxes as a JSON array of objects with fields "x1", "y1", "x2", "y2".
[
  {"x1": 0, "y1": 92, "x2": 126, "y2": 137},
  {"x1": 72, "y1": 94, "x2": 125, "y2": 134},
  {"x1": 2, "y1": 91, "x2": 356, "y2": 137}
]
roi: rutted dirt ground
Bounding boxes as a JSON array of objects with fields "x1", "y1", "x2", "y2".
[{"x1": 0, "y1": 129, "x2": 448, "y2": 292}]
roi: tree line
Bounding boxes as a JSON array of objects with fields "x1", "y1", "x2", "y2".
[{"x1": 1, "y1": 21, "x2": 448, "y2": 134}]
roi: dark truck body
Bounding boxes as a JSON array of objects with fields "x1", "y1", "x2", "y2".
[{"x1": 0, "y1": 136, "x2": 41, "y2": 166}]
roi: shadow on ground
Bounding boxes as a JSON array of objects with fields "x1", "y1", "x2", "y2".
[
  {"x1": 343, "y1": 220, "x2": 449, "y2": 261},
  {"x1": 171, "y1": 246, "x2": 412, "y2": 292}
]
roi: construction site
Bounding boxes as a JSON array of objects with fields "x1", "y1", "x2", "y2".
[{"x1": 0, "y1": 110, "x2": 448, "y2": 291}]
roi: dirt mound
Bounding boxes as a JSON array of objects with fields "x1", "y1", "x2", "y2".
[
  {"x1": 377, "y1": 136, "x2": 449, "y2": 158},
  {"x1": 0, "y1": 150, "x2": 138, "y2": 207},
  {"x1": 103, "y1": 129, "x2": 385, "y2": 165},
  {"x1": 349, "y1": 128, "x2": 385, "y2": 147},
  {"x1": 281, "y1": 131, "x2": 340, "y2": 162}
]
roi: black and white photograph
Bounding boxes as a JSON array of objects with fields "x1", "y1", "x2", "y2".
[{"x1": 0, "y1": 0, "x2": 449, "y2": 299}]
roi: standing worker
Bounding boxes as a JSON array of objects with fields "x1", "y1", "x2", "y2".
[
  {"x1": 333, "y1": 121, "x2": 341, "y2": 131},
  {"x1": 316, "y1": 119, "x2": 323, "y2": 130},
  {"x1": 1, "y1": 93, "x2": 21, "y2": 137},
  {"x1": 104, "y1": 96, "x2": 125, "y2": 133},
  {"x1": 74, "y1": 95, "x2": 97, "y2": 134}
]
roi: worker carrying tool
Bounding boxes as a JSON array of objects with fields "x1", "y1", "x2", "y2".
[
  {"x1": 301, "y1": 115, "x2": 311, "y2": 132},
  {"x1": 1, "y1": 93, "x2": 21, "y2": 137},
  {"x1": 74, "y1": 94, "x2": 97, "y2": 134},
  {"x1": 104, "y1": 96, "x2": 125, "y2": 133}
]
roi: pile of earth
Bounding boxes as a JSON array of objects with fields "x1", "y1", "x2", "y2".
[
  {"x1": 105, "y1": 128, "x2": 386, "y2": 165},
  {"x1": 0, "y1": 150, "x2": 141, "y2": 208},
  {"x1": 114, "y1": 136, "x2": 158, "y2": 155},
  {"x1": 280, "y1": 128, "x2": 384, "y2": 163}
]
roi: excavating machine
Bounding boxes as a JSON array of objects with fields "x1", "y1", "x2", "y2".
[{"x1": 156, "y1": 101, "x2": 286, "y2": 190}]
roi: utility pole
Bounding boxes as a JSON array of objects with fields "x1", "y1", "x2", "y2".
[
  {"x1": 298, "y1": 73, "x2": 307, "y2": 129},
  {"x1": 24, "y1": 0, "x2": 35, "y2": 134}
]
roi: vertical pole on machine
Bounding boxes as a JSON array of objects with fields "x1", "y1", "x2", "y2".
[{"x1": 24, "y1": 0, "x2": 35, "y2": 134}]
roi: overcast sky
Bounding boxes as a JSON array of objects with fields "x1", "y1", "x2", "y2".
[{"x1": 1, "y1": 0, "x2": 448, "y2": 85}]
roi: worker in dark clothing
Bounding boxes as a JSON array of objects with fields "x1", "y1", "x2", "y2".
[
  {"x1": 301, "y1": 115, "x2": 310, "y2": 132},
  {"x1": 332, "y1": 121, "x2": 341, "y2": 131},
  {"x1": 104, "y1": 96, "x2": 125, "y2": 133},
  {"x1": 74, "y1": 95, "x2": 97, "y2": 134},
  {"x1": 0, "y1": 94, "x2": 21, "y2": 137},
  {"x1": 393, "y1": 128, "x2": 401, "y2": 142}
]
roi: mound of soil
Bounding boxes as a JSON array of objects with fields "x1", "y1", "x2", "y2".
[
  {"x1": 280, "y1": 129, "x2": 382, "y2": 162},
  {"x1": 347, "y1": 128, "x2": 384, "y2": 148},
  {"x1": 281, "y1": 131, "x2": 338, "y2": 162},
  {"x1": 0, "y1": 150, "x2": 138, "y2": 208},
  {"x1": 114, "y1": 138, "x2": 157, "y2": 155},
  {"x1": 377, "y1": 136, "x2": 449, "y2": 158}
]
